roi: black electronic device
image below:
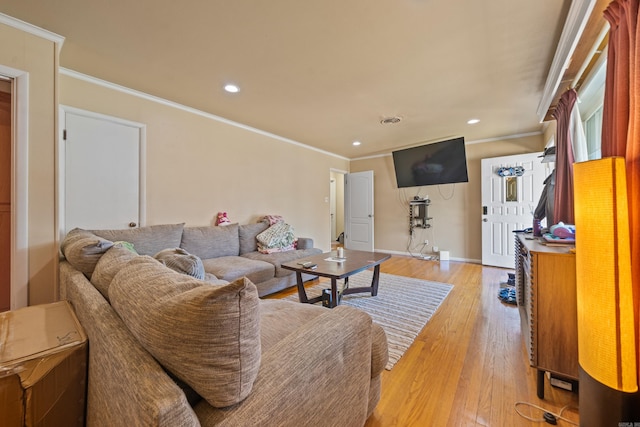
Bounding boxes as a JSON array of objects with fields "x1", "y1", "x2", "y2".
[{"x1": 392, "y1": 137, "x2": 469, "y2": 188}]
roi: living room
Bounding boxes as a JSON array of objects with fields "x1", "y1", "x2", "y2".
[
  {"x1": 1, "y1": 0, "x2": 639, "y2": 426},
  {"x1": 0, "y1": 1, "x2": 566, "y2": 306}
]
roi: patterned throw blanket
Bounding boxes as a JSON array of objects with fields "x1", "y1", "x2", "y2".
[{"x1": 256, "y1": 217, "x2": 297, "y2": 254}]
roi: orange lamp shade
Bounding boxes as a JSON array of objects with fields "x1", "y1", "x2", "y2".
[{"x1": 574, "y1": 157, "x2": 638, "y2": 392}]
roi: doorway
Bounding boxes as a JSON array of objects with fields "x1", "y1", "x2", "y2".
[
  {"x1": 344, "y1": 170, "x2": 375, "y2": 251},
  {"x1": 0, "y1": 66, "x2": 29, "y2": 311},
  {"x1": 0, "y1": 77, "x2": 11, "y2": 311},
  {"x1": 481, "y1": 152, "x2": 549, "y2": 268},
  {"x1": 330, "y1": 170, "x2": 345, "y2": 249}
]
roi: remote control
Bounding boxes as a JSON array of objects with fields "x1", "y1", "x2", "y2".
[{"x1": 299, "y1": 261, "x2": 316, "y2": 268}]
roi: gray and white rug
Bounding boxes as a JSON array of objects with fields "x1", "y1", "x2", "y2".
[{"x1": 285, "y1": 270, "x2": 452, "y2": 370}]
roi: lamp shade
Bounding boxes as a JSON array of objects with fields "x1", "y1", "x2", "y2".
[{"x1": 574, "y1": 157, "x2": 637, "y2": 393}]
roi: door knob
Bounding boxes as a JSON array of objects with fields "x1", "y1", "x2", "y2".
[
  {"x1": 482, "y1": 218, "x2": 488, "y2": 222},
  {"x1": 129, "y1": 222, "x2": 137, "y2": 227}
]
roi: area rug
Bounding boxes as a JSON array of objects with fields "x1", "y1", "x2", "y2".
[{"x1": 284, "y1": 270, "x2": 452, "y2": 370}]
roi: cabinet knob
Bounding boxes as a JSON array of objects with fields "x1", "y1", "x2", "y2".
[{"x1": 129, "y1": 222, "x2": 137, "y2": 228}]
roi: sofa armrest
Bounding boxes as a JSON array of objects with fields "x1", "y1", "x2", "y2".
[
  {"x1": 296, "y1": 237, "x2": 314, "y2": 249},
  {"x1": 194, "y1": 305, "x2": 373, "y2": 426},
  {"x1": 60, "y1": 262, "x2": 200, "y2": 427}
]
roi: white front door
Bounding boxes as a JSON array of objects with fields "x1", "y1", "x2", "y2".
[
  {"x1": 344, "y1": 170, "x2": 374, "y2": 251},
  {"x1": 61, "y1": 107, "x2": 145, "y2": 234},
  {"x1": 481, "y1": 152, "x2": 548, "y2": 268}
]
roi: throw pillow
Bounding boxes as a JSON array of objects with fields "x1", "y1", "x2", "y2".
[
  {"x1": 91, "y1": 243, "x2": 139, "y2": 300},
  {"x1": 92, "y1": 223, "x2": 185, "y2": 256},
  {"x1": 256, "y1": 221, "x2": 295, "y2": 249},
  {"x1": 108, "y1": 256, "x2": 261, "y2": 408},
  {"x1": 154, "y1": 248, "x2": 205, "y2": 280},
  {"x1": 61, "y1": 228, "x2": 114, "y2": 276}
]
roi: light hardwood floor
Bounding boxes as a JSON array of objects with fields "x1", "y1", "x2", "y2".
[{"x1": 272, "y1": 255, "x2": 579, "y2": 426}]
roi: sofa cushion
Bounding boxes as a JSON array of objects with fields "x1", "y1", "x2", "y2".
[
  {"x1": 242, "y1": 248, "x2": 323, "y2": 277},
  {"x1": 258, "y1": 299, "x2": 326, "y2": 353},
  {"x1": 61, "y1": 228, "x2": 114, "y2": 276},
  {"x1": 202, "y1": 256, "x2": 274, "y2": 284},
  {"x1": 91, "y1": 243, "x2": 139, "y2": 300},
  {"x1": 109, "y1": 256, "x2": 261, "y2": 408},
  {"x1": 154, "y1": 248, "x2": 205, "y2": 280},
  {"x1": 238, "y1": 221, "x2": 269, "y2": 255},
  {"x1": 92, "y1": 223, "x2": 185, "y2": 256},
  {"x1": 181, "y1": 224, "x2": 239, "y2": 259}
]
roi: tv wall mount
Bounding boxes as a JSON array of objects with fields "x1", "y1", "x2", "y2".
[{"x1": 409, "y1": 198, "x2": 431, "y2": 234}]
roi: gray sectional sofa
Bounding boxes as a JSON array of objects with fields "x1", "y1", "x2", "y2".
[
  {"x1": 63, "y1": 221, "x2": 322, "y2": 297},
  {"x1": 58, "y1": 222, "x2": 389, "y2": 426}
]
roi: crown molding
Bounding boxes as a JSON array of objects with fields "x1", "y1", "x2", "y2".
[
  {"x1": 536, "y1": 0, "x2": 598, "y2": 122},
  {"x1": 0, "y1": 12, "x2": 65, "y2": 49},
  {"x1": 351, "y1": 131, "x2": 543, "y2": 161}
]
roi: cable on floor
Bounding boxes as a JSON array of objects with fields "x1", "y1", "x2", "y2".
[{"x1": 514, "y1": 401, "x2": 578, "y2": 425}]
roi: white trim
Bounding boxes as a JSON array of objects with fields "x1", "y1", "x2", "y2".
[
  {"x1": 0, "y1": 12, "x2": 65, "y2": 49},
  {"x1": 0, "y1": 64, "x2": 29, "y2": 309},
  {"x1": 374, "y1": 248, "x2": 481, "y2": 264},
  {"x1": 464, "y1": 131, "x2": 542, "y2": 145},
  {"x1": 536, "y1": 0, "x2": 598, "y2": 122},
  {"x1": 61, "y1": 105, "x2": 148, "y2": 129},
  {"x1": 351, "y1": 131, "x2": 543, "y2": 161},
  {"x1": 58, "y1": 106, "x2": 147, "y2": 239},
  {"x1": 59, "y1": 68, "x2": 350, "y2": 161}
]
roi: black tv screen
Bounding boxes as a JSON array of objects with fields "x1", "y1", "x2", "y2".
[{"x1": 392, "y1": 137, "x2": 469, "y2": 188}]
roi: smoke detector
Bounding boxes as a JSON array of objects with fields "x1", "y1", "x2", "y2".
[{"x1": 380, "y1": 116, "x2": 402, "y2": 124}]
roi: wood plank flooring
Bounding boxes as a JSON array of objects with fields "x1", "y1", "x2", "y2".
[{"x1": 271, "y1": 255, "x2": 579, "y2": 426}]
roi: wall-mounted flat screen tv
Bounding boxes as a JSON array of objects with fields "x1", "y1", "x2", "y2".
[{"x1": 392, "y1": 137, "x2": 469, "y2": 188}]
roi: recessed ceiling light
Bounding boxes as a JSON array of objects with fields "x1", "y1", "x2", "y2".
[
  {"x1": 224, "y1": 84, "x2": 240, "y2": 93},
  {"x1": 467, "y1": 118, "x2": 480, "y2": 124},
  {"x1": 352, "y1": 141, "x2": 361, "y2": 146}
]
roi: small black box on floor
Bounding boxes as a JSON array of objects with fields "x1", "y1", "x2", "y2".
[{"x1": 322, "y1": 289, "x2": 332, "y2": 308}]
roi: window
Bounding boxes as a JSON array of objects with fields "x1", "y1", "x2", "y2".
[
  {"x1": 578, "y1": 52, "x2": 606, "y2": 161},
  {"x1": 583, "y1": 105, "x2": 603, "y2": 160}
]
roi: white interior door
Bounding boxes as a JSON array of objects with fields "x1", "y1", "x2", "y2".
[
  {"x1": 344, "y1": 170, "x2": 374, "y2": 251},
  {"x1": 481, "y1": 152, "x2": 547, "y2": 268},
  {"x1": 62, "y1": 107, "x2": 144, "y2": 234}
]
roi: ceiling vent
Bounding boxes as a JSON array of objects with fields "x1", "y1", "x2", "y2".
[{"x1": 380, "y1": 116, "x2": 402, "y2": 124}]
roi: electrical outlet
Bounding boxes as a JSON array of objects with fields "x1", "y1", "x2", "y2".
[
  {"x1": 433, "y1": 246, "x2": 439, "y2": 253},
  {"x1": 424, "y1": 239, "x2": 429, "y2": 245}
]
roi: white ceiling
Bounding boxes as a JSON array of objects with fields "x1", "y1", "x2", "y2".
[{"x1": 0, "y1": 0, "x2": 571, "y2": 158}]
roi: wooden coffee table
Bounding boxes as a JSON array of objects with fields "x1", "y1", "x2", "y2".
[{"x1": 281, "y1": 249, "x2": 391, "y2": 308}]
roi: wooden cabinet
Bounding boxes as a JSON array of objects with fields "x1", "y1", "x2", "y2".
[{"x1": 515, "y1": 233, "x2": 578, "y2": 398}]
